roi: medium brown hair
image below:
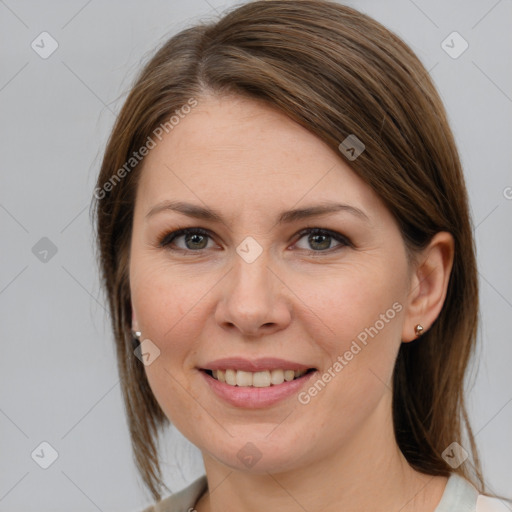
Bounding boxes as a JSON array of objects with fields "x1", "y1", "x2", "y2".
[{"x1": 94, "y1": 0, "x2": 484, "y2": 501}]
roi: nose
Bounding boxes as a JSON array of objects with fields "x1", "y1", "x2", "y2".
[{"x1": 215, "y1": 248, "x2": 292, "y2": 337}]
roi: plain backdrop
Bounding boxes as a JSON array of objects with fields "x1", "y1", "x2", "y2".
[{"x1": 0, "y1": 0, "x2": 511, "y2": 510}]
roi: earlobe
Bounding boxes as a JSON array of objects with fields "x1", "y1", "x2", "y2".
[{"x1": 402, "y1": 231, "x2": 454, "y2": 343}]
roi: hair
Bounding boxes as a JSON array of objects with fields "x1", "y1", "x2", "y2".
[{"x1": 93, "y1": 0, "x2": 484, "y2": 502}]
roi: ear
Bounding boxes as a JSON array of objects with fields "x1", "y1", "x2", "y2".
[{"x1": 401, "y1": 231, "x2": 454, "y2": 342}]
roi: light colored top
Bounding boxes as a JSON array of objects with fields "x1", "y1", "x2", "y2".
[{"x1": 141, "y1": 472, "x2": 508, "y2": 512}]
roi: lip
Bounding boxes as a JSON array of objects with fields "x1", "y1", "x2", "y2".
[
  {"x1": 201, "y1": 357, "x2": 313, "y2": 372},
  {"x1": 199, "y1": 368, "x2": 318, "y2": 409}
]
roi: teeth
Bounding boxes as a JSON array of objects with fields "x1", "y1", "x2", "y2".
[
  {"x1": 271, "y1": 369, "x2": 285, "y2": 385},
  {"x1": 284, "y1": 370, "x2": 295, "y2": 382},
  {"x1": 225, "y1": 369, "x2": 237, "y2": 386},
  {"x1": 253, "y1": 371, "x2": 271, "y2": 387},
  {"x1": 209, "y1": 368, "x2": 309, "y2": 387},
  {"x1": 236, "y1": 370, "x2": 253, "y2": 387}
]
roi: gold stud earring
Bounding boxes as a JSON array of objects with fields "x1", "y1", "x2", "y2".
[{"x1": 414, "y1": 324, "x2": 424, "y2": 337}]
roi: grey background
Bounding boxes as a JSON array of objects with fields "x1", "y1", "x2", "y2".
[{"x1": 0, "y1": 0, "x2": 511, "y2": 510}]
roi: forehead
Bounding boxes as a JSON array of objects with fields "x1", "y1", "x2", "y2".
[{"x1": 135, "y1": 94, "x2": 384, "y2": 223}]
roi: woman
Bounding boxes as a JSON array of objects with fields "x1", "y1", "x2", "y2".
[{"x1": 93, "y1": 1, "x2": 508, "y2": 510}]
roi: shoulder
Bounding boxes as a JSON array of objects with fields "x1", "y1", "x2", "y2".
[
  {"x1": 139, "y1": 475, "x2": 208, "y2": 512},
  {"x1": 435, "y1": 473, "x2": 510, "y2": 512},
  {"x1": 476, "y1": 495, "x2": 512, "y2": 512}
]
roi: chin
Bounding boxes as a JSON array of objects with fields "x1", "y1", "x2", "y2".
[{"x1": 200, "y1": 430, "x2": 315, "y2": 475}]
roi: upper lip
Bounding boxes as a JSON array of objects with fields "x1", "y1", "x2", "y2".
[{"x1": 201, "y1": 357, "x2": 315, "y2": 372}]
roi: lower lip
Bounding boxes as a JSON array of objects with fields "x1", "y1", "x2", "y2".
[{"x1": 200, "y1": 370, "x2": 317, "y2": 409}]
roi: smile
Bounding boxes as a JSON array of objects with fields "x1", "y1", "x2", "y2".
[{"x1": 204, "y1": 368, "x2": 315, "y2": 387}]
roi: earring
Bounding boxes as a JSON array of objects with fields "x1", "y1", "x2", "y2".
[
  {"x1": 414, "y1": 324, "x2": 424, "y2": 337},
  {"x1": 131, "y1": 330, "x2": 141, "y2": 349}
]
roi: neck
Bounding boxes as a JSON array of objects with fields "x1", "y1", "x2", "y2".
[{"x1": 195, "y1": 396, "x2": 447, "y2": 512}]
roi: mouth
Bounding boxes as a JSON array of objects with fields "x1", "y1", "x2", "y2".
[
  {"x1": 199, "y1": 359, "x2": 319, "y2": 408},
  {"x1": 201, "y1": 368, "x2": 317, "y2": 388}
]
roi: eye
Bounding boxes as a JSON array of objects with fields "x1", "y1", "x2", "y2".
[
  {"x1": 293, "y1": 228, "x2": 352, "y2": 252},
  {"x1": 159, "y1": 227, "x2": 215, "y2": 252},
  {"x1": 158, "y1": 227, "x2": 352, "y2": 254}
]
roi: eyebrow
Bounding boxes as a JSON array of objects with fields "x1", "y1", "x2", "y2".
[{"x1": 145, "y1": 200, "x2": 369, "y2": 224}]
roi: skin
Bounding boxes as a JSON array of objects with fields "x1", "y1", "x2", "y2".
[{"x1": 129, "y1": 94, "x2": 454, "y2": 512}]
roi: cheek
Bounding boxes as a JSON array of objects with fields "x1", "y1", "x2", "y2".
[
  {"x1": 129, "y1": 256, "x2": 211, "y2": 396},
  {"x1": 297, "y1": 260, "x2": 407, "y2": 408},
  {"x1": 130, "y1": 259, "x2": 208, "y2": 429},
  {"x1": 298, "y1": 262, "x2": 406, "y2": 354},
  {"x1": 131, "y1": 254, "x2": 212, "y2": 338}
]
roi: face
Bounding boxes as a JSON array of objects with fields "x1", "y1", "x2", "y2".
[{"x1": 129, "y1": 94, "x2": 413, "y2": 474}]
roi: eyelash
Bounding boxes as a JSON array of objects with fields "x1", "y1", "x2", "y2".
[{"x1": 157, "y1": 227, "x2": 353, "y2": 255}]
